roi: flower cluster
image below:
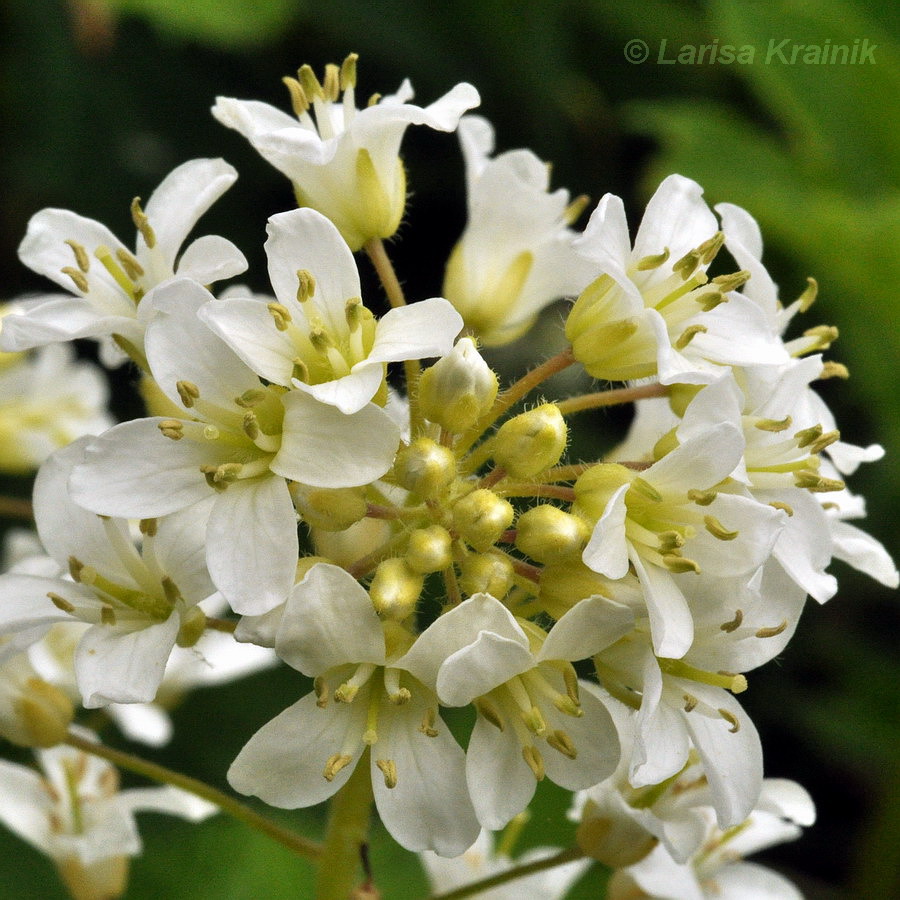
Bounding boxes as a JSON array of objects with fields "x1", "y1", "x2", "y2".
[{"x1": 0, "y1": 55, "x2": 895, "y2": 899}]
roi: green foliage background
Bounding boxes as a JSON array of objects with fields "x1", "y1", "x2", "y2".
[{"x1": 0, "y1": 0, "x2": 896, "y2": 897}]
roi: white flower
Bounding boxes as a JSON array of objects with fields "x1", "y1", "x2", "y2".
[
  {"x1": 68, "y1": 278, "x2": 401, "y2": 615},
  {"x1": 420, "y1": 828, "x2": 591, "y2": 899},
  {"x1": 566, "y1": 175, "x2": 787, "y2": 383},
  {"x1": 608, "y1": 779, "x2": 814, "y2": 900},
  {"x1": 228, "y1": 563, "x2": 480, "y2": 857},
  {"x1": 399, "y1": 593, "x2": 631, "y2": 829},
  {"x1": 0, "y1": 334, "x2": 113, "y2": 473},
  {"x1": 213, "y1": 56, "x2": 479, "y2": 250},
  {"x1": 442, "y1": 115, "x2": 595, "y2": 345},
  {"x1": 0, "y1": 729, "x2": 216, "y2": 900},
  {"x1": 1, "y1": 159, "x2": 246, "y2": 367},
  {"x1": 199, "y1": 207, "x2": 463, "y2": 414},
  {"x1": 0, "y1": 438, "x2": 216, "y2": 707}
]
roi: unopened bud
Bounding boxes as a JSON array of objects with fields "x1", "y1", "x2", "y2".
[
  {"x1": 492, "y1": 404, "x2": 567, "y2": 478},
  {"x1": 418, "y1": 338, "x2": 498, "y2": 433},
  {"x1": 369, "y1": 558, "x2": 424, "y2": 621},
  {"x1": 393, "y1": 438, "x2": 456, "y2": 498},
  {"x1": 405, "y1": 525, "x2": 453, "y2": 574},
  {"x1": 293, "y1": 485, "x2": 368, "y2": 531},
  {"x1": 540, "y1": 560, "x2": 616, "y2": 619},
  {"x1": 1, "y1": 656, "x2": 74, "y2": 748},
  {"x1": 572, "y1": 464, "x2": 633, "y2": 521},
  {"x1": 458, "y1": 552, "x2": 514, "y2": 599},
  {"x1": 515, "y1": 505, "x2": 589, "y2": 563},
  {"x1": 576, "y1": 796, "x2": 658, "y2": 867},
  {"x1": 452, "y1": 489, "x2": 514, "y2": 552}
]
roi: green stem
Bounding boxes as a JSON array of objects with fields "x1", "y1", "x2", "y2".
[
  {"x1": 315, "y1": 751, "x2": 375, "y2": 900},
  {"x1": 555, "y1": 381, "x2": 669, "y2": 416},
  {"x1": 63, "y1": 731, "x2": 321, "y2": 861},
  {"x1": 428, "y1": 847, "x2": 587, "y2": 900},
  {"x1": 0, "y1": 495, "x2": 34, "y2": 521}
]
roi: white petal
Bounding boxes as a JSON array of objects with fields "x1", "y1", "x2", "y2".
[
  {"x1": 713, "y1": 861, "x2": 804, "y2": 900},
  {"x1": 0, "y1": 574, "x2": 74, "y2": 633},
  {"x1": 293, "y1": 364, "x2": 384, "y2": 415},
  {"x1": 645, "y1": 423, "x2": 745, "y2": 496},
  {"x1": 581, "y1": 484, "x2": 630, "y2": 579},
  {"x1": 0, "y1": 760, "x2": 51, "y2": 852},
  {"x1": 630, "y1": 550, "x2": 694, "y2": 659},
  {"x1": 275, "y1": 564, "x2": 385, "y2": 674},
  {"x1": 830, "y1": 520, "x2": 899, "y2": 587},
  {"x1": 108, "y1": 703, "x2": 173, "y2": 747},
  {"x1": 206, "y1": 476, "x2": 298, "y2": 616},
  {"x1": 273, "y1": 393, "x2": 399, "y2": 487},
  {"x1": 538, "y1": 595, "x2": 635, "y2": 662},
  {"x1": 75, "y1": 613, "x2": 181, "y2": 707},
  {"x1": 436, "y1": 631, "x2": 534, "y2": 706},
  {"x1": 149, "y1": 497, "x2": 215, "y2": 602},
  {"x1": 366, "y1": 299, "x2": 462, "y2": 365},
  {"x1": 176, "y1": 235, "x2": 247, "y2": 284},
  {"x1": 228, "y1": 691, "x2": 366, "y2": 808}
]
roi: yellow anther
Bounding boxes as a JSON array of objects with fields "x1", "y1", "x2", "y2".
[
  {"x1": 282, "y1": 76, "x2": 310, "y2": 117},
  {"x1": 116, "y1": 248, "x2": 144, "y2": 280},
  {"x1": 161, "y1": 576, "x2": 182, "y2": 605},
  {"x1": 693, "y1": 290, "x2": 726, "y2": 312},
  {"x1": 683, "y1": 693, "x2": 698, "y2": 712},
  {"x1": 675, "y1": 324, "x2": 707, "y2": 350},
  {"x1": 322, "y1": 63, "x2": 340, "y2": 102},
  {"x1": 663, "y1": 554, "x2": 701, "y2": 575},
  {"x1": 794, "y1": 425, "x2": 823, "y2": 448},
  {"x1": 547, "y1": 730, "x2": 577, "y2": 760},
  {"x1": 291, "y1": 357, "x2": 310, "y2": 383},
  {"x1": 755, "y1": 416, "x2": 792, "y2": 433},
  {"x1": 522, "y1": 745, "x2": 545, "y2": 781},
  {"x1": 795, "y1": 472, "x2": 845, "y2": 493},
  {"x1": 334, "y1": 682, "x2": 359, "y2": 704},
  {"x1": 755, "y1": 620, "x2": 788, "y2": 638},
  {"x1": 48, "y1": 592, "x2": 76, "y2": 614},
  {"x1": 563, "y1": 193, "x2": 590, "y2": 226},
  {"x1": 340, "y1": 53, "x2": 358, "y2": 91},
  {"x1": 367, "y1": 92, "x2": 382, "y2": 107},
  {"x1": 803, "y1": 325, "x2": 839, "y2": 349},
  {"x1": 376, "y1": 758, "x2": 398, "y2": 789},
  {"x1": 720, "y1": 609, "x2": 743, "y2": 633},
  {"x1": 798, "y1": 276, "x2": 818, "y2": 312},
  {"x1": 710, "y1": 269, "x2": 751, "y2": 292},
  {"x1": 769, "y1": 501, "x2": 794, "y2": 516},
  {"x1": 704, "y1": 515, "x2": 738, "y2": 541},
  {"x1": 718, "y1": 709, "x2": 740, "y2": 733},
  {"x1": 314, "y1": 676, "x2": 329, "y2": 708},
  {"x1": 242, "y1": 411, "x2": 260, "y2": 441},
  {"x1": 68, "y1": 556, "x2": 85, "y2": 582},
  {"x1": 697, "y1": 231, "x2": 725, "y2": 265},
  {"x1": 176, "y1": 381, "x2": 200, "y2": 408},
  {"x1": 296, "y1": 269, "x2": 317, "y2": 302},
  {"x1": 389, "y1": 687, "x2": 412, "y2": 706},
  {"x1": 345, "y1": 296, "x2": 363, "y2": 329},
  {"x1": 298, "y1": 64, "x2": 324, "y2": 101},
  {"x1": 563, "y1": 667, "x2": 580, "y2": 706},
  {"x1": 323, "y1": 754, "x2": 353, "y2": 781},
  {"x1": 61, "y1": 266, "x2": 89, "y2": 293},
  {"x1": 266, "y1": 302, "x2": 292, "y2": 331},
  {"x1": 77, "y1": 565, "x2": 97, "y2": 586},
  {"x1": 474, "y1": 698, "x2": 505, "y2": 731},
  {"x1": 419, "y1": 708, "x2": 439, "y2": 738},
  {"x1": 635, "y1": 248, "x2": 670, "y2": 271},
  {"x1": 139, "y1": 518, "x2": 158, "y2": 537},
  {"x1": 687, "y1": 488, "x2": 717, "y2": 506},
  {"x1": 807, "y1": 430, "x2": 840, "y2": 455},
  {"x1": 101, "y1": 606, "x2": 117, "y2": 625},
  {"x1": 65, "y1": 239, "x2": 90, "y2": 273},
  {"x1": 630, "y1": 477, "x2": 662, "y2": 503},
  {"x1": 157, "y1": 418, "x2": 183, "y2": 441},
  {"x1": 130, "y1": 197, "x2": 156, "y2": 249},
  {"x1": 673, "y1": 249, "x2": 702, "y2": 280},
  {"x1": 820, "y1": 361, "x2": 849, "y2": 380}
]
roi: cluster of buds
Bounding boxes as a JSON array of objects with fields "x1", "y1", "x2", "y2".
[{"x1": 0, "y1": 54, "x2": 894, "y2": 899}]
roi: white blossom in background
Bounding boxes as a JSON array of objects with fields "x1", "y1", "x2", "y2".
[
  {"x1": 0, "y1": 729, "x2": 216, "y2": 900},
  {"x1": 420, "y1": 828, "x2": 591, "y2": 899},
  {"x1": 200, "y1": 207, "x2": 463, "y2": 414},
  {"x1": 442, "y1": 115, "x2": 595, "y2": 345},
  {"x1": 213, "y1": 54, "x2": 479, "y2": 250},
  {"x1": 1, "y1": 159, "x2": 246, "y2": 368}
]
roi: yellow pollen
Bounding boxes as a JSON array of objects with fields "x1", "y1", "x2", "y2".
[
  {"x1": 718, "y1": 709, "x2": 740, "y2": 733},
  {"x1": 139, "y1": 518, "x2": 158, "y2": 537},
  {"x1": 755, "y1": 416, "x2": 792, "y2": 433},
  {"x1": 65, "y1": 239, "x2": 90, "y2": 272},
  {"x1": 711, "y1": 269, "x2": 751, "y2": 292},
  {"x1": 296, "y1": 269, "x2": 317, "y2": 302},
  {"x1": 663, "y1": 554, "x2": 701, "y2": 574},
  {"x1": 323, "y1": 754, "x2": 353, "y2": 782},
  {"x1": 803, "y1": 324, "x2": 839, "y2": 349},
  {"x1": 60, "y1": 266, "x2": 89, "y2": 293},
  {"x1": 820, "y1": 361, "x2": 849, "y2": 380},
  {"x1": 688, "y1": 488, "x2": 717, "y2": 506},
  {"x1": 546, "y1": 729, "x2": 577, "y2": 759},
  {"x1": 282, "y1": 76, "x2": 310, "y2": 117},
  {"x1": 161, "y1": 576, "x2": 182, "y2": 604},
  {"x1": 798, "y1": 277, "x2": 818, "y2": 312},
  {"x1": 419, "y1": 708, "x2": 439, "y2": 737},
  {"x1": 769, "y1": 501, "x2": 794, "y2": 516},
  {"x1": 704, "y1": 515, "x2": 738, "y2": 541},
  {"x1": 522, "y1": 745, "x2": 545, "y2": 781},
  {"x1": 176, "y1": 381, "x2": 200, "y2": 408},
  {"x1": 116, "y1": 248, "x2": 144, "y2": 280},
  {"x1": 242, "y1": 411, "x2": 260, "y2": 440},
  {"x1": 68, "y1": 556, "x2": 85, "y2": 582},
  {"x1": 48, "y1": 592, "x2": 76, "y2": 614},
  {"x1": 322, "y1": 63, "x2": 340, "y2": 102},
  {"x1": 298, "y1": 64, "x2": 324, "y2": 101},
  {"x1": 367, "y1": 92, "x2": 382, "y2": 107},
  {"x1": 683, "y1": 693, "x2": 698, "y2": 712},
  {"x1": 795, "y1": 472, "x2": 845, "y2": 493},
  {"x1": 235, "y1": 389, "x2": 267, "y2": 408},
  {"x1": 375, "y1": 758, "x2": 397, "y2": 789},
  {"x1": 693, "y1": 290, "x2": 726, "y2": 312},
  {"x1": 267, "y1": 302, "x2": 292, "y2": 331},
  {"x1": 636, "y1": 248, "x2": 670, "y2": 271},
  {"x1": 101, "y1": 606, "x2": 117, "y2": 625},
  {"x1": 563, "y1": 193, "x2": 590, "y2": 226},
  {"x1": 474, "y1": 698, "x2": 505, "y2": 731},
  {"x1": 339, "y1": 53, "x2": 358, "y2": 91},
  {"x1": 755, "y1": 620, "x2": 788, "y2": 638},
  {"x1": 130, "y1": 197, "x2": 156, "y2": 249},
  {"x1": 314, "y1": 676, "x2": 329, "y2": 708},
  {"x1": 675, "y1": 324, "x2": 707, "y2": 350},
  {"x1": 720, "y1": 609, "x2": 743, "y2": 632},
  {"x1": 157, "y1": 419, "x2": 184, "y2": 440}
]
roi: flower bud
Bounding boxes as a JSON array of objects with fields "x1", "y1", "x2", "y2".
[
  {"x1": 1, "y1": 654, "x2": 74, "y2": 748},
  {"x1": 492, "y1": 404, "x2": 566, "y2": 478},
  {"x1": 57, "y1": 855, "x2": 130, "y2": 900},
  {"x1": 369, "y1": 558, "x2": 424, "y2": 621},
  {"x1": 576, "y1": 796, "x2": 658, "y2": 868},
  {"x1": 452, "y1": 489, "x2": 514, "y2": 552},
  {"x1": 572, "y1": 463, "x2": 633, "y2": 521},
  {"x1": 539, "y1": 560, "x2": 616, "y2": 619},
  {"x1": 405, "y1": 525, "x2": 453, "y2": 574},
  {"x1": 418, "y1": 338, "x2": 498, "y2": 433},
  {"x1": 458, "y1": 552, "x2": 514, "y2": 599},
  {"x1": 292, "y1": 485, "x2": 368, "y2": 531},
  {"x1": 393, "y1": 438, "x2": 456, "y2": 498},
  {"x1": 515, "y1": 505, "x2": 589, "y2": 563}
]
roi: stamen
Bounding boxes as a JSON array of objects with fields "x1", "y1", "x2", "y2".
[
  {"x1": 314, "y1": 676, "x2": 329, "y2": 708},
  {"x1": 267, "y1": 302, "x2": 292, "y2": 331},
  {"x1": 60, "y1": 266, "x2": 89, "y2": 293},
  {"x1": 794, "y1": 472, "x2": 845, "y2": 492},
  {"x1": 693, "y1": 290, "x2": 725, "y2": 312},
  {"x1": 663, "y1": 554, "x2": 701, "y2": 574},
  {"x1": 546, "y1": 729, "x2": 577, "y2": 760},
  {"x1": 720, "y1": 609, "x2": 743, "y2": 632},
  {"x1": 798, "y1": 277, "x2": 818, "y2": 312},
  {"x1": 242, "y1": 411, "x2": 260, "y2": 440},
  {"x1": 803, "y1": 325, "x2": 839, "y2": 350},
  {"x1": 130, "y1": 197, "x2": 157, "y2": 249},
  {"x1": 116, "y1": 248, "x2": 144, "y2": 280},
  {"x1": 383, "y1": 668, "x2": 411, "y2": 705},
  {"x1": 630, "y1": 477, "x2": 662, "y2": 502},
  {"x1": 334, "y1": 663, "x2": 377, "y2": 703},
  {"x1": 563, "y1": 194, "x2": 590, "y2": 226},
  {"x1": 68, "y1": 556, "x2": 85, "y2": 582},
  {"x1": 636, "y1": 248, "x2": 670, "y2": 271},
  {"x1": 339, "y1": 53, "x2": 358, "y2": 90},
  {"x1": 298, "y1": 65, "x2": 324, "y2": 101},
  {"x1": 296, "y1": 269, "x2": 317, "y2": 303},
  {"x1": 161, "y1": 576, "x2": 182, "y2": 605},
  {"x1": 282, "y1": 76, "x2": 310, "y2": 117},
  {"x1": 704, "y1": 515, "x2": 738, "y2": 541},
  {"x1": 687, "y1": 488, "x2": 717, "y2": 506},
  {"x1": 323, "y1": 754, "x2": 353, "y2": 781},
  {"x1": 139, "y1": 518, "x2": 158, "y2": 537},
  {"x1": 65, "y1": 239, "x2": 90, "y2": 272},
  {"x1": 291, "y1": 357, "x2": 310, "y2": 383},
  {"x1": 522, "y1": 745, "x2": 545, "y2": 781},
  {"x1": 710, "y1": 270, "x2": 751, "y2": 292},
  {"x1": 718, "y1": 709, "x2": 740, "y2": 733},
  {"x1": 176, "y1": 381, "x2": 200, "y2": 408},
  {"x1": 157, "y1": 419, "x2": 184, "y2": 440},
  {"x1": 659, "y1": 658, "x2": 747, "y2": 694},
  {"x1": 419, "y1": 708, "x2": 439, "y2": 737},
  {"x1": 769, "y1": 501, "x2": 794, "y2": 516},
  {"x1": 234, "y1": 389, "x2": 267, "y2": 408},
  {"x1": 322, "y1": 64, "x2": 340, "y2": 102},
  {"x1": 367, "y1": 93, "x2": 382, "y2": 107},
  {"x1": 820, "y1": 361, "x2": 849, "y2": 380},
  {"x1": 808, "y1": 430, "x2": 840, "y2": 454},
  {"x1": 683, "y1": 693, "x2": 698, "y2": 712},
  {"x1": 474, "y1": 697, "x2": 505, "y2": 731},
  {"x1": 755, "y1": 620, "x2": 788, "y2": 638},
  {"x1": 101, "y1": 606, "x2": 117, "y2": 625},
  {"x1": 48, "y1": 592, "x2": 76, "y2": 614},
  {"x1": 375, "y1": 758, "x2": 397, "y2": 789},
  {"x1": 675, "y1": 324, "x2": 707, "y2": 350},
  {"x1": 755, "y1": 416, "x2": 792, "y2": 433}
]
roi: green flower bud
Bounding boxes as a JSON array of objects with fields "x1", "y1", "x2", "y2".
[
  {"x1": 393, "y1": 438, "x2": 456, "y2": 498},
  {"x1": 492, "y1": 404, "x2": 567, "y2": 479},
  {"x1": 418, "y1": 338, "x2": 498, "y2": 433},
  {"x1": 458, "y1": 551, "x2": 515, "y2": 599},
  {"x1": 515, "y1": 505, "x2": 589, "y2": 563},
  {"x1": 452, "y1": 488, "x2": 514, "y2": 552},
  {"x1": 576, "y1": 798, "x2": 658, "y2": 867},
  {"x1": 369, "y1": 557, "x2": 424, "y2": 621},
  {"x1": 572, "y1": 463, "x2": 634, "y2": 521},
  {"x1": 292, "y1": 485, "x2": 368, "y2": 531},
  {"x1": 3, "y1": 674, "x2": 74, "y2": 748},
  {"x1": 405, "y1": 525, "x2": 453, "y2": 574},
  {"x1": 540, "y1": 560, "x2": 616, "y2": 619}
]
